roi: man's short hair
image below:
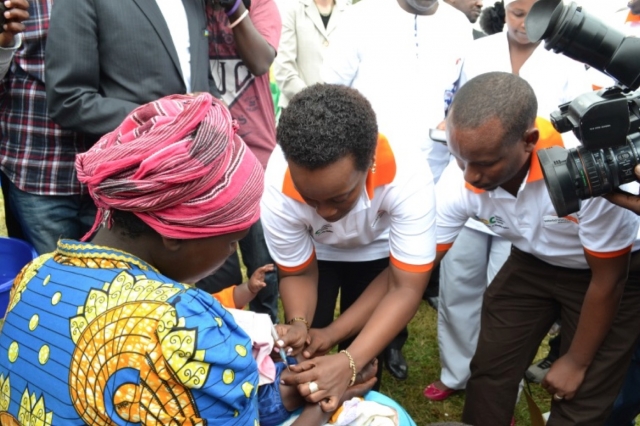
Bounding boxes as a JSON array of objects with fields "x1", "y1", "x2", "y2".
[
  {"x1": 449, "y1": 71, "x2": 538, "y2": 146},
  {"x1": 277, "y1": 84, "x2": 378, "y2": 171}
]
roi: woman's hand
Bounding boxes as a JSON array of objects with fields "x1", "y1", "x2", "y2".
[
  {"x1": 275, "y1": 321, "x2": 308, "y2": 356},
  {"x1": 302, "y1": 327, "x2": 335, "y2": 358},
  {"x1": 280, "y1": 352, "x2": 354, "y2": 412},
  {"x1": 541, "y1": 354, "x2": 588, "y2": 401}
]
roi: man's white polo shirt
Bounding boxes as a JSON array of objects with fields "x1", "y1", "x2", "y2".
[
  {"x1": 435, "y1": 119, "x2": 639, "y2": 269},
  {"x1": 261, "y1": 135, "x2": 436, "y2": 273}
]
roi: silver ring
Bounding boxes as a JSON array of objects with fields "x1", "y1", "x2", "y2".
[
  {"x1": 308, "y1": 381, "x2": 319, "y2": 394},
  {"x1": 553, "y1": 393, "x2": 564, "y2": 401}
]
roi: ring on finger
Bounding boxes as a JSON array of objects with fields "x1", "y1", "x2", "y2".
[
  {"x1": 553, "y1": 393, "x2": 564, "y2": 401},
  {"x1": 308, "y1": 381, "x2": 319, "y2": 394}
]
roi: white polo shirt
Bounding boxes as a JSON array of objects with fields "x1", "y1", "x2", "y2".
[
  {"x1": 261, "y1": 135, "x2": 436, "y2": 273},
  {"x1": 435, "y1": 119, "x2": 639, "y2": 269}
]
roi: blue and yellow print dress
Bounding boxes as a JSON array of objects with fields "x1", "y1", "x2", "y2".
[{"x1": 0, "y1": 240, "x2": 260, "y2": 425}]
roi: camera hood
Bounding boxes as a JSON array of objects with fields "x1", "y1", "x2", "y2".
[{"x1": 526, "y1": 0, "x2": 640, "y2": 91}]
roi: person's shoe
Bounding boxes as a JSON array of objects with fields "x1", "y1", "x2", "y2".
[
  {"x1": 384, "y1": 348, "x2": 408, "y2": 380},
  {"x1": 525, "y1": 356, "x2": 555, "y2": 384},
  {"x1": 423, "y1": 381, "x2": 456, "y2": 401}
]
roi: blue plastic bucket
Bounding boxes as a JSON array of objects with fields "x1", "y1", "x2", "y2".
[{"x1": 0, "y1": 238, "x2": 38, "y2": 318}]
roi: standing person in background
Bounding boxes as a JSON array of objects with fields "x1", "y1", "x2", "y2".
[
  {"x1": 45, "y1": 0, "x2": 218, "y2": 137},
  {"x1": 321, "y1": 0, "x2": 471, "y2": 381},
  {"x1": 444, "y1": 0, "x2": 485, "y2": 38},
  {"x1": 1, "y1": 0, "x2": 99, "y2": 255},
  {"x1": 203, "y1": 0, "x2": 282, "y2": 322},
  {"x1": 424, "y1": 0, "x2": 592, "y2": 402},
  {"x1": 0, "y1": 0, "x2": 29, "y2": 238},
  {"x1": 273, "y1": 0, "x2": 348, "y2": 109}
]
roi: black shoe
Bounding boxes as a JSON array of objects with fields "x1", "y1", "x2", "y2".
[{"x1": 384, "y1": 348, "x2": 408, "y2": 380}]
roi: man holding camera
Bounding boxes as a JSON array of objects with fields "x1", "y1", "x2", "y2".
[{"x1": 436, "y1": 71, "x2": 640, "y2": 426}]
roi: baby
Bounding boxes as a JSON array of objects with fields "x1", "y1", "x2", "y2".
[{"x1": 214, "y1": 265, "x2": 379, "y2": 426}]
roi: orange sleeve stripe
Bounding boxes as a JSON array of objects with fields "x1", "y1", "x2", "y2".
[
  {"x1": 584, "y1": 245, "x2": 632, "y2": 259},
  {"x1": 390, "y1": 255, "x2": 434, "y2": 273},
  {"x1": 276, "y1": 250, "x2": 316, "y2": 274},
  {"x1": 212, "y1": 285, "x2": 237, "y2": 309},
  {"x1": 437, "y1": 243, "x2": 454, "y2": 252}
]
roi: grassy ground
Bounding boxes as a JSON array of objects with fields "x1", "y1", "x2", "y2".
[{"x1": 375, "y1": 302, "x2": 553, "y2": 425}]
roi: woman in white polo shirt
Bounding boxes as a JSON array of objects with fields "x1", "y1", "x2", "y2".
[{"x1": 261, "y1": 84, "x2": 436, "y2": 411}]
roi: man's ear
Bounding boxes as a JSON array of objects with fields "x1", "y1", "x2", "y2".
[
  {"x1": 523, "y1": 128, "x2": 539, "y2": 153},
  {"x1": 161, "y1": 236, "x2": 182, "y2": 252}
]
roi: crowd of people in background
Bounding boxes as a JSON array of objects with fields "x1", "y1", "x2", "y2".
[{"x1": 0, "y1": 0, "x2": 640, "y2": 424}]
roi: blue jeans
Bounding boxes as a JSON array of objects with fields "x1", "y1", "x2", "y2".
[
  {"x1": 6, "y1": 179, "x2": 96, "y2": 254},
  {"x1": 605, "y1": 339, "x2": 640, "y2": 426}
]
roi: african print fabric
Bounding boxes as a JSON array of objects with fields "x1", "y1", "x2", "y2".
[{"x1": 0, "y1": 240, "x2": 260, "y2": 425}]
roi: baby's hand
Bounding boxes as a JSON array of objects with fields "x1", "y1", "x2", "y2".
[{"x1": 247, "y1": 264, "x2": 274, "y2": 294}]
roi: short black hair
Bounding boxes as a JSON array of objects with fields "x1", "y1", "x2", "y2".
[
  {"x1": 449, "y1": 71, "x2": 537, "y2": 146},
  {"x1": 111, "y1": 210, "x2": 154, "y2": 239},
  {"x1": 479, "y1": 1, "x2": 505, "y2": 35},
  {"x1": 277, "y1": 84, "x2": 378, "y2": 171}
]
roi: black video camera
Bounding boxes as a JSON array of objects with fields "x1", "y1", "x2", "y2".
[{"x1": 525, "y1": 0, "x2": 640, "y2": 217}]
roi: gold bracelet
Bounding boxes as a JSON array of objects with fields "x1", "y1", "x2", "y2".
[
  {"x1": 287, "y1": 317, "x2": 310, "y2": 331},
  {"x1": 340, "y1": 350, "x2": 357, "y2": 387}
]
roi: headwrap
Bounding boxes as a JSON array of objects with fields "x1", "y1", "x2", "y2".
[
  {"x1": 503, "y1": 0, "x2": 517, "y2": 6},
  {"x1": 76, "y1": 93, "x2": 264, "y2": 240}
]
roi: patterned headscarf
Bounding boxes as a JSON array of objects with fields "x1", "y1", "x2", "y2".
[{"x1": 76, "y1": 93, "x2": 264, "y2": 240}]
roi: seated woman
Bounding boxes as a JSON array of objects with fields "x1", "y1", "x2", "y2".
[{"x1": 0, "y1": 93, "x2": 264, "y2": 424}]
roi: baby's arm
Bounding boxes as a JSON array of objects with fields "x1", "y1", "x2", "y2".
[{"x1": 232, "y1": 264, "x2": 274, "y2": 308}]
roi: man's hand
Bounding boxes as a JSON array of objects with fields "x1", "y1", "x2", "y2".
[
  {"x1": 0, "y1": 0, "x2": 29, "y2": 47},
  {"x1": 541, "y1": 354, "x2": 588, "y2": 401},
  {"x1": 603, "y1": 165, "x2": 640, "y2": 214}
]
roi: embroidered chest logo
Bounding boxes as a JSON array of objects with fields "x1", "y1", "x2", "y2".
[
  {"x1": 371, "y1": 210, "x2": 386, "y2": 227},
  {"x1": 474, "y1": 214, "x2": 509, "y2": 229},
  {"x1": 314, "y1": 224, "x2": 333, "y2": 236}
]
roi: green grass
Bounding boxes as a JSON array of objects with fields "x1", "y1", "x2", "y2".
[{"x1": 377, "y1": 302, "x2": 553, "y2": 425}]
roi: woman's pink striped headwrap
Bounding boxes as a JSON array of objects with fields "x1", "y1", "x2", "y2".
[{"x1": 76, "y1": 93, "x2": 264, "y2": 240}]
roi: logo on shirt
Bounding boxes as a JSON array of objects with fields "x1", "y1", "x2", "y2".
[
  {"x1": 543, "y1": 215, "x2": 579, "y2": 225},
  {"x1": 314, "y1": 224, "x2": 333, "y2": 236},
  {"x1": 474, "y1": 214, "x2": 509, "y2": 229},
  {"x1": 371, "y1": 210, "x2": 387, "y2": 227}
]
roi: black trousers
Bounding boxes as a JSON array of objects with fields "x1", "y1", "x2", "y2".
[{"x1": 312, "y1": 258, "x2": 409, "y2": 388}]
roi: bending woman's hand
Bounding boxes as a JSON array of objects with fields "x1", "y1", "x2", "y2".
[
  {"x1": 280, "y1": 352, "x2": 355, "y2": 412},
  {"x1": 275, "y1": 321, "x2": 308, "y2": 356}
]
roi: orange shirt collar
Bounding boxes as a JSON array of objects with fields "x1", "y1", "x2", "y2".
[
  {"x1": 464, "y1": 117, "x2": 564, "y2": 193},
  {"x1": 282, "y1": 134, "x2": 397, "y2": 202},
  {"x1": 626, "y1": 11, "x2": 640, "y2": 23}
]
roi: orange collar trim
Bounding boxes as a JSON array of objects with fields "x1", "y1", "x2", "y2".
[
  {"x1": 464, "y1": 117, "x2": 564, "y2": 193},
  {"x1": 282, "y1": 134, "x2": 397, "y2": 202},
  {"x1": 626, "y1": 11, "x2": 640, "y2": 23}
]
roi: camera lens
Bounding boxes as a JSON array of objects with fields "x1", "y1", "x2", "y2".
[
  {"x1": 538, "y1": 137, "x2": 640, "y2": 217},
  {"x1": 527, "y1": 0, "x2": 640, "y2": 90}
]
